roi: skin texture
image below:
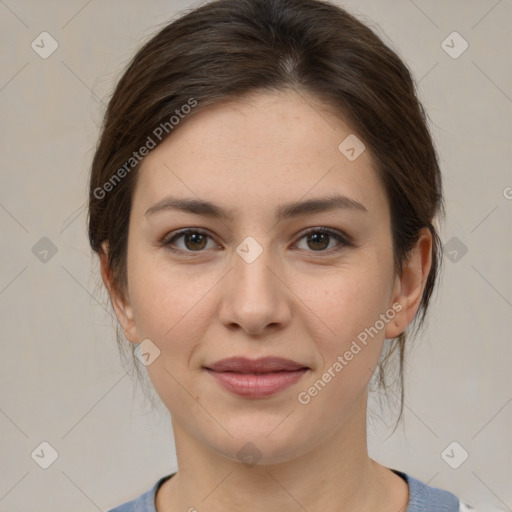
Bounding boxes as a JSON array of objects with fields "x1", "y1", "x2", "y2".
[{"x1": 101, "y1": 89, "x2": 432, "y2": 512}]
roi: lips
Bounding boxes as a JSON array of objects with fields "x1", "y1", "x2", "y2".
[
  {"x1": 204, "y1": 356, "x2": 307, "y2": 373},
  {"x1": 203, "y1": 357, "x2": 309, "y2": 398}
]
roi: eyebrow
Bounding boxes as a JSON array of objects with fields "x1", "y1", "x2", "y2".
[{"x1": 144, "y1": 194, "x2": 368, "y2": 221}]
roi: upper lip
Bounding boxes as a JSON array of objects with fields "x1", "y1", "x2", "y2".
[{"x1": 204, "y1": 357, "x2": 308, "y2": 373}]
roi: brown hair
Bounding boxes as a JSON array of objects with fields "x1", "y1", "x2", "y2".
[{"x1": 88, "y1": 0, "x2": 444, "y2": 422}]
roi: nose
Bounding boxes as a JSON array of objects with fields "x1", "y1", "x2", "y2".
[{"x1": 218, "y1": 241, "x2": 292, "y2": 336}]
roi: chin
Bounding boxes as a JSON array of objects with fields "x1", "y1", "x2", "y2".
[{"x1": 205, "y1": 421, "x2": 317, "y2": 467}]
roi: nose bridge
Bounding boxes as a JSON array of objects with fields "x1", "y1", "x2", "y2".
[
  {"x1": 220, "y1": 235, "x2": 290, "y2": 333},
  {"x1": 233, "y1": 235, "x2": 277, "y2": 300}
]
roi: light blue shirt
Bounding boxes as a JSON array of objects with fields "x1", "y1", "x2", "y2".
[{"x1": 107, "y1": 469, "x2": 464, "y2": 512}]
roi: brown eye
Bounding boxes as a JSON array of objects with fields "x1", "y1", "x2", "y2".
[
  {"x1": 295, "y1": 228, "x2": 350, "y2": 253},
  {"x1": 164, "y1": 229, "x2": 216, "y2": 252},
  {"x1": 307, "y1": 232, "x2": 330, "y2": 251},
  {"x1": 183, "y1": 232, "x2": 207, "y2": 250}
]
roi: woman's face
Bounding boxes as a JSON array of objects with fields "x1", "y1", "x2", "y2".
[{"x1": 112, "y1": 89, "x2": 411, "y2": 464}]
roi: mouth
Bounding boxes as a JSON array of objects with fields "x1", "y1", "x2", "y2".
[{"x1": 203, "y1": 357, "x2": 309, "y2": 398}]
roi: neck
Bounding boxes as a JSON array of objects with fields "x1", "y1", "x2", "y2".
[{"x1": 157, "y1": 395, "x2": 404, "y2": 512}]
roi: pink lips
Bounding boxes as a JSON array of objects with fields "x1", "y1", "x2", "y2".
[{"x1": 204, "y1": 357, "x2": 308, "y2": 398}]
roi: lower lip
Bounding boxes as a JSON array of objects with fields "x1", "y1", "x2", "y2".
[{"x1": 205, "y1": 369, "x2": 308, "y2": 398}]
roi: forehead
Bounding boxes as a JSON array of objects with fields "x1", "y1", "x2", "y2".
[{"x1": 133, "y1": 89, "x2": 388, "y2": 221}]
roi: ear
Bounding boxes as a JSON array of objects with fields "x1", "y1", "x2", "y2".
[
  {"x1": 385, "y1": 227, "x2": 433, "y2": 339},
  {"x1": 99, "y1": 242, "x2": 139, "y2": 344}
]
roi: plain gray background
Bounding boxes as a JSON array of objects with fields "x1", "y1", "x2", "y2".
[{"x1": 0, "y1": 1, "x2": 511, "y2": 511}]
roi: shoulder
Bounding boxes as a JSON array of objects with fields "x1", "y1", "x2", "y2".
[
  {"x1": 393, "y1": 470, "x2": 477, "y2": 512},
  {"x1": 107, "y1": 474, "x2": 174, "y2": 512}
]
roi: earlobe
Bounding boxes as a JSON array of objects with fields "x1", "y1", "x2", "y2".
[
  {"x1": 99, "y1": 243, "x2": 139, "y2": 344},
  {"x1": 385, "y1": 228, "x2": 433, "y2": 339}
]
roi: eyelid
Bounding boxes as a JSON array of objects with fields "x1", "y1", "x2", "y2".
[{"x1": 298, "y1": 226, "x2": 351, "y2": 243}]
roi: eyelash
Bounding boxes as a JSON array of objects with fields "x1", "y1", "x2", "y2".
[{"x1": 161, "y1": 227, "x2": 352, "y2": 256}]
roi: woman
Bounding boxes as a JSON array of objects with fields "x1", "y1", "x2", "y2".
[{"x1": 89, "y1": 0, "x2": 476, "y2": 510}]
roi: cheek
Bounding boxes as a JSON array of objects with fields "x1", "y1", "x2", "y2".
[
  {"x1": 126, "y1": 260, "x2": 215, "y2": 405},
  {"x1": 295, "y1": 276, "x2": 390, "y2": 417},
  {"x1": 296, "y1": 255, "x2": 394, "y2": 390},
  {"x1": 130, "y1": 266, "x2": 214, "y2": 344},
  {"x1": 303, "y1": 261, "x2": 393, "y2": 341}
]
